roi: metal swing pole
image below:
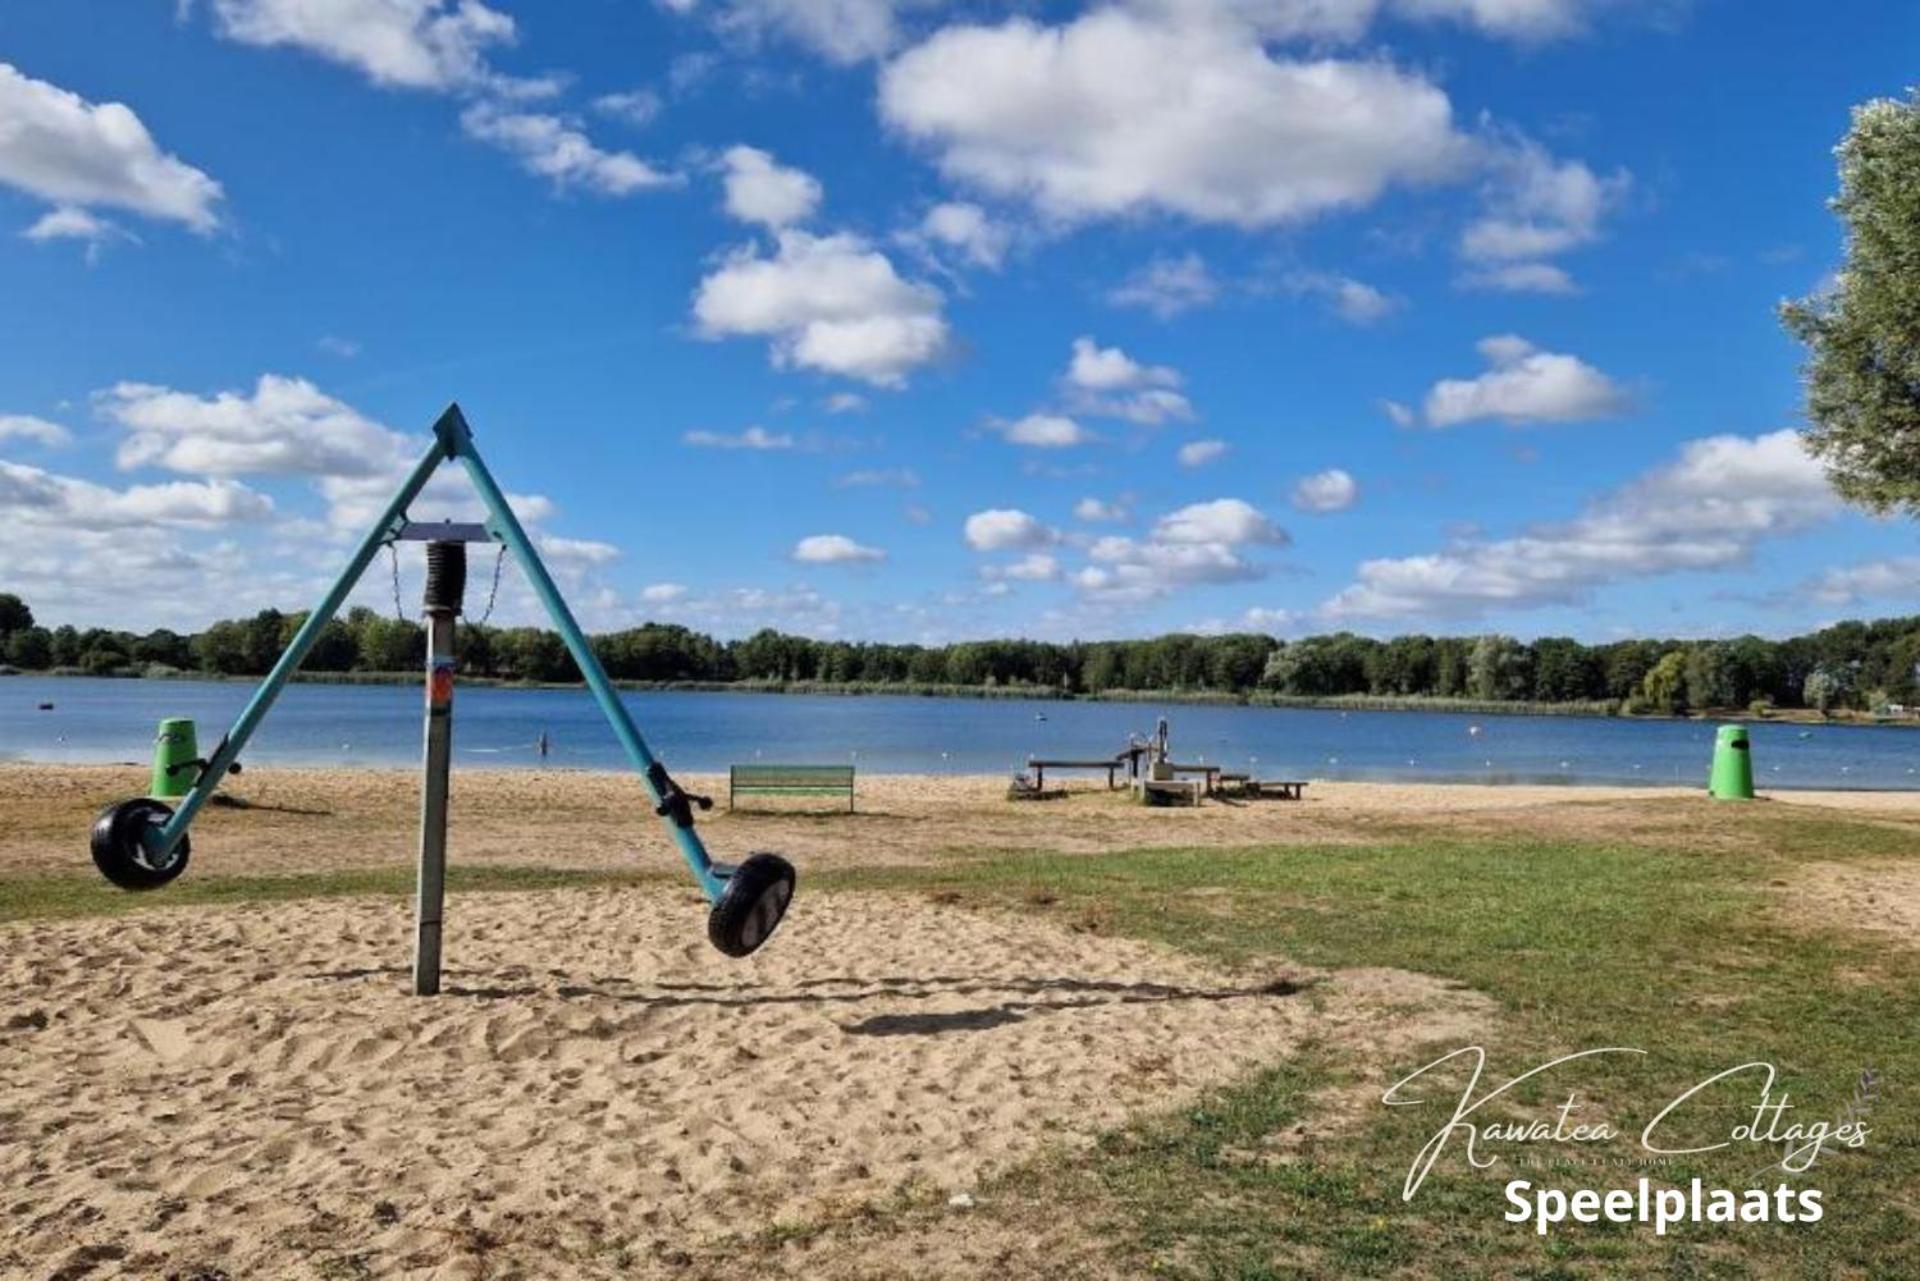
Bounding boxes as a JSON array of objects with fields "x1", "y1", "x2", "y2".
[
  {"x1": 440, "y1": 408, "x2": 727, "y2": 903},
  {"x1": 97, "y1": 402, "x2": 794, "y2": 963},
  {"x1": 413, "y1": 540, "x2": 466, "y2": 996},
  {"x1": 143, "y1": 432, "x2": 456, "y2": 865}
]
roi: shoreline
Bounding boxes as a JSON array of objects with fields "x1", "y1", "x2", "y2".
[
  {"x1": 6, "y1": 760, "x2": 1918, "y2": 801},
  {"x1": 6, "y1": 667, "x2": 1915, "y2": 729}
]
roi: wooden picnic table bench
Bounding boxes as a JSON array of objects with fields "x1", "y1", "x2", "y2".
[
  {"x1": 1027, "y1": 757, "x2": 1127, "y2": 790},
  {"x1": 1247, "y1": 779, "x2": 1308, "y2": 800},
  {"x1": 1168, "y1": 762, "x2": 1222, "y2": 793},
  {"x1": 729, "y1": 763, "x2": 856, "y2": 811}
]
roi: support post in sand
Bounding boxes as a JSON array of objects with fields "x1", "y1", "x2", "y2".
[{"x1": 414, "y1": 539, "x2": 467, "y2": 997}]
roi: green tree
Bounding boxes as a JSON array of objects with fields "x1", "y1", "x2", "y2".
[
  {"x1": 1684, "y1": 643, "x2": 1741, "y2": 710},
  {"x1": 1467, "y1": 635, "x2": 1531, "y2": 701},
  {"x1": 0, "y1": 593, "x2": 31, "y2": 636},
  {"x1": 1642, "y1": 650, "x2": 1689, "y2": 715},
  {"x1": 5, "y1": 626, "x2": 52, "y2": 669},
  {"x1": 1785, "y1": 90, "x2": 1920, "y2": 512},
  {"x1": 1804, "y1": 665, "x2": 1855, "y2": 715}
]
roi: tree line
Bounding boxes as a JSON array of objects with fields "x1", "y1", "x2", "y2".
[{"x1": 2, "y1": 592, "x2": 1914, "y2": 716}]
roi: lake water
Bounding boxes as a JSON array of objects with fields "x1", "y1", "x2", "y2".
[{"x1": 4, "y1": 675, "x2": 1917, "y2": 790}]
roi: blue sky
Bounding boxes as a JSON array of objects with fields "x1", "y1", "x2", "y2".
[{"x1": 1, "y1": 0, "x2": 1916, "y2": 643}]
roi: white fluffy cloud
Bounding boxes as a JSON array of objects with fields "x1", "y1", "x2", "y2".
[
  {"x1": 101, "y1": 375, "x2": 407, "y2": 478},
  {"x1": 460, "y1": 103, "x2": 673, "y2": 196},
  {"x1": 1459, "y1": 261, "x2": 1577, "y2": 295},
  {"x1": 1178, "y1": 439, "x2": 1229, "y2": 468},
  {"x1": 1074, "y1": 499, "x2": 1288, "y2": 603},
  {"x1": 995, "y1": 552, "x2": 1061, "y2": 581},
  {"x1": 0, "y1": 459, "x2": 273, "y2": 529},
  {"x1": 1106, "y1": 252, "x2": 1221, "y2": 319},
  {"x1": 1423, "y1": 335, "x2": 1630, "y2": 427},
  {"x1": 964, "y1": 508, "x2": 1056, "y2": 551},
  {"x1": 682, "y1": 425, "x2": 796, "y2": 450},
  {"x1": 1804, "y1": 558, "x2": 1920, "y2": 607},
  {"x1": 1459, "y1": 139, "x2": 1628, "y2": 290},
  {"x1": 208, "y1": 0, "x2": 519, "y2": 92},
  {"x1": 1287, "y1": 271, "x2": 1400, "y2": 324},
  {"x1": 793, "y1": 532, "x2": 886, "y2": 563},
  {"x1": 1322, "y1": 430, "x2": 1838, "y2": 620},
  {"x1": 720, "y1": 145, "x2": 822, "y2": 228},
  {"x1": 0, "y1": 63, "x2": 223, "y2": 232},
  {"x1": 594, "y1": 89, "x2": 663, "y2": 127},
  {"x1": 1397, "y1": 0, "x2": 1605, "y2": 42},
  {"x1": 1292, "y1": 467, "x2": 1359, "y2": 512},
  {"x1": 1380, "y1": 399, "x2": 1416, "y2": 428},
  {"x1": 1073, "y1": 496, "x2": 1130, "y2": 523},
  {"x1": 0, "y1": 414, "x2": 71, "y2": 446},
  {"x1": 94, "y1": 374, "x2": 561, "y2": 536},
  {"x1": 915, "y1": 200, "x2": 1009, "y2": 268},
  {"x1": 1154, "y1": 497, "x2": 1287, "y2": 547},
  {"x1": 878, "y1": 9, "x2": 1472, "y2": 228},
  {"x1": 702, "y1": 0, "x2": 917, "y2": 64},
  {"x1": 692, "y1": 230, "x2": 951, "y2": 387},
  {"x1": 999, "y1": 413, "x2": 1093, "y2": 448},
  {"x1": 539, "y1": 534, "x2": 620, "y2": 567},
  {"x1": 1062, "y1": 337, "x2": 1193, "y2": 424},
  {"x1": 22, "y1": 206, "x2": 136, "y2": 258}
]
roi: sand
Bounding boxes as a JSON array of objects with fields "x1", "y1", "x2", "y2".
[
  {"x1": 8, "y1": 763, "x2": 1920, "y2": 881},
  {"x1": 0, "y1": 887, "x2": 1486, "y2": 1280},
  {"x1": 3, "y1": 763, "x2": 1913, "y2": 1277}
]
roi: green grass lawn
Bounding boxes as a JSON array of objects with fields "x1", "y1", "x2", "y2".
[
  {"x1": 3, "y1": 814, "x2": 1913, "y2": 1279},
  {"x1": 809, "y1": 827, "x2": 1917, "y2": 1279}
]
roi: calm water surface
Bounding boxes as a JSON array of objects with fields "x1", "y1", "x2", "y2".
[{"x1": 3, "y1": 675, "x2": 1916, "y2": 790}]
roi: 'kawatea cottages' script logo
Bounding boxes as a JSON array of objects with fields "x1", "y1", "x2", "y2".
[{"x1": 1383, "y1": 1047, "x2": 1872, "y2": 1233}]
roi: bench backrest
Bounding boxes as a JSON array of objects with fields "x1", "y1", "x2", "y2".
[{"x1": 731, "y1": 764, "x2": 856, "y2": 790}]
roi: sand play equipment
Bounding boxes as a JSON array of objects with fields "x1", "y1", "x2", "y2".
[{"x1": 87, "y1": 405, "x2": 796, "y2": 989}]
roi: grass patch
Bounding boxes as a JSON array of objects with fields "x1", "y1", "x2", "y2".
[
  {"x1": 819, "y1": 831, "x2": 1920, "y2": 1278},
  {"x1": 7, "y1": 811, "x2": 1915, "y2": 1277}
]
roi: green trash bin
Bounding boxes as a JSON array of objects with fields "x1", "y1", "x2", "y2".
[
  {"x1": 1708, "y1": 724, "x2": 1755, "y2": 800},
  {"x1": 151, "y1": 718, "x2": 199, "y2": 799}
]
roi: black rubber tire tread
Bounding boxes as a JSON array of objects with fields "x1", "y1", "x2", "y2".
[
  {"x1": 90, "y1": 798, "x2": 190, "y2": 891},
  {"x1": 707, "y1": 852, "x2": 796, "y2": 957}
]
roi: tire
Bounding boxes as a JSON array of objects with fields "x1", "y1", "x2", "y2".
[
  {"x1": 90, "y1": 798, "x2": 190, "y2": 891},
  {"x1": 707, "y1": 852, "x2": 795, "y2": 958}
]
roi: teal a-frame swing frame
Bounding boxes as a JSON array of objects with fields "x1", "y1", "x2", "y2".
[{"x1": 88, "y1": 404, "x2": 796, "y2": 968}]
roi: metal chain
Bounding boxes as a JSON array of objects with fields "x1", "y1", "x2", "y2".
[
  {"x1": 474, "y1": 542, "x2": 507, "y2": 626},
  {"x1": 387, "y1": 541, "x2": 406, "y2": 622}
]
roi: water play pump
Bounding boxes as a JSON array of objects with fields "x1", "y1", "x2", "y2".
[
  {"x1": 88, "y1": 405, "x2": 796, "y2": 991},
  {"x1": 149, "y1": 718, "x2": 199, "y2": 799},
  {"x1": 1708, "y1": 724, "x2": 1755, "y2": 800}
]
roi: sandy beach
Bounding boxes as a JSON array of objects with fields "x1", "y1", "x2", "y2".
[
  {"x1": 3, "y1": 764, "x2": 1915, "y2": 1277},
  {"x1": 8, "y1": 763, "x2": 1920, "y2": 880}
]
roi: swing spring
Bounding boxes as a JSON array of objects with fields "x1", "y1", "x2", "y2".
[{"x1": 386, "y1": 535, "x2": 507, "y2": 629}]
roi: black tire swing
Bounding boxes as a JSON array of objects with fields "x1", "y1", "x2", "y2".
[
  {"x1": 707, "y1": 852, "x2": 798, "y2": 957},
  {"x1": 90, "y1": 797, "x2": 191, "y2": 890}
]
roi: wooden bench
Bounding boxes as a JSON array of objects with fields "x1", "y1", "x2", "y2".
[
  {"x1": 729, "y1": 764, "x2": 856, "y2": 811},
  {"x1": 1247, "y1": 779, "x2": 1308, "y2": 800},
  {"x1": 1168, "y1": 762, "x2": 1222, "y2": 794}
]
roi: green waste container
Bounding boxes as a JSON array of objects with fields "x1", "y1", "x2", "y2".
[
  {"x1": 151, "y1": 718, "x2": 199, "y2": 799},
  {"x1": 1708, "y1": 724, "x2": 1755, "y2": 800}
]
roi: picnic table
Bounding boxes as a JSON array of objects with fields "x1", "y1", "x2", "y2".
[{"x1": 1027, "y1": 756, "x2": 1127, "y2": 790}]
